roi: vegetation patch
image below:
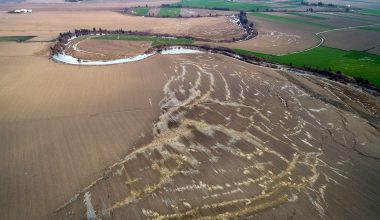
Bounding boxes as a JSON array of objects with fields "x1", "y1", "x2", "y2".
[
  {"x1": 158, "y1": 7, "x2": 181, "y2": 17},
  {"x1": 249, "y1": 12, "x2": 333, "y2": 28},
  {"x1": 0, "y1": 36, "x2": 35, "y2": 42},
  {"x1": 285, "y1": 12, "x2": 328, "y2": 20},
  {"x1": 358, "y1": 9, "x2": 380, "y2": 17},
  {"x1": 172, "y1": 0, "x2": 269, "y2": 11},
  {"x1": 234, "y1": 47, "x2": 380, "y2": 87},
  {"x1": 358, "y1": 25, "x2": 380, "y2": 33},
  {"x1": 133, "y1": 7, "x2": 150, "y2": 16},
  {"x1": 94, "y1": 34, "x2": 193, "y2": 46}
]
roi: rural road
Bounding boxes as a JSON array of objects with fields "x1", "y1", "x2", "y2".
[{"x1": 278, "y1": 23, "x2": 380, "y2": 56}]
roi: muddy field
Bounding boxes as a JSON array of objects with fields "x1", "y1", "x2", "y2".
[
  {"x1": 205, "y1": 15, "x2": 322, "y2": 55},
  {"x1": 323, "y1": 28, "x2": 380, "y2": 55},
  {"x1": 1, "y1": 39, "x2": 380, "y2": 220},
  {"x1": 0, "y1": 10, "x2": 245, "y2": 41},
  {"x1": 66, "y1": 38, "x2": 152, "y2": 60},
  {"x1": 1, "y1": 2, "x2": 380, "y2": 220},
  {"x1": 0, "y1": 0, "x2": 177, "y2": 10}
]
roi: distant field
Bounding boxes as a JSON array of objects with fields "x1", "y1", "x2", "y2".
[
  {"x1": 94, "y1": 35, "x2": 193, "y2": 46},
  {"x1": 359, "y1": 9, "x2": 380, "y2": 17},
  {"x1": 158, "y1": 7, "x2": 181, "y2": 17},
  {"x1": 358, "y1": 25, "x2": 380, "y2": 32},
  {"x1": 172, "y1": 0, "x2": 269, "y2": 11},
  {"x1": 235, "y1": 46, "x2": 380, "y2": 87},
  {"x1": 0, "y1": 36, "x2": 35, "y2": 42},
  {"x1": 285, "y1": 12, "x2": 328, "y2": 20},
  {"x1": 249, "y1": 12, "x2": 333, "y2": 28},
  {"x1": 133, "y1": 7, "x2": 149, "y2": 16}
]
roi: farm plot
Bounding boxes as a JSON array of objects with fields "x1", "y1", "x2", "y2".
[
  {"x1": 49, "y1": 52, "x2": 380, "y2": 220},
  {"x1": 172, "y1": 0, "x2": 270, "y2": 11},
  {"x1": 235, "y1": 46, "x2": 380, "y2": 87},
  {"x1": 0, "y1": 36, "x2": 35, "y2": 41},
  {"x1": 322, "y1": 28, "x2": 380, "y2": 55},
  {"x1": 65, "y1": 38, "x2": 152, "y2": 60},
  {"x1": 0, "y1": 10, "x2": 244, "y2": 41},
  {"x1": 249, "y1": 12, "x2": 333, "y2": 28},
  {"x1": 95, "y1": 34, "x2": 193, "y2": 46},
  {"x1": 180, "y1": 8, "x2": 236, "y2": 17},
  {"x1": 132, "y1": 7, "x2": 150, "y2": 15},
  {"x1": 158, "y1": 7, "x2": 181, "y2": 17},
  {"x1": 206, "y1": 15, "x2": 322, "y2": 54}
]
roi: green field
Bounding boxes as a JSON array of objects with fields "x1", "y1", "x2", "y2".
[
  {"x1": 358, "y1": 9, "x2": 380, "y2": 17},
  {"x1": 234, "y1": 46, "x2": 380, "y2": 87},
  {"x1": 358, "y1": 25, "x2": 380, "y2": 32},
  {"x1": 94, "y1": 35, "x2": 193, "y2": 46},
  {"x1": 249, "y1": 12, "x2": 333, "y2": 28},
  {"x1": 285, "y1": 12, "x2": 328, "y2": 20},
  {"x1": 158, "y1": 8, "x2": 181, "y2": 17},
  {"x1": 173, "y1": 0, "x2": 269, "y2": 11},
  {"x1": 133, "y1": 7, "x2": 150, "y2": 16},
  {"x1": 0, "y1": 36, "x2": 35, "y2": 42}
]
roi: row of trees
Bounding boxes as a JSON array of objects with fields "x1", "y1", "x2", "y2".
[
  {"x1": 51, "y1": 28, "x2": 137, "y2": 55},
  {"x1": 301, "y1": 1, "x2": 337, "y2": 7},
  {"x1": 50, "y1": 24, "x2": 257, "y2": 56}
]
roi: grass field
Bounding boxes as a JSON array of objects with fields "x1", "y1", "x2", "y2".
[
  {"x1": 235, "y1": 46, "x2": 380, "y2": 87},
  {"x1": 285, "y1": 12, "x2": 328, "y2": 20},
  {"x1": 158, "y1": 8, "x2": 181, "y2": 17},
  {"x1": 173, "y1": 0, "x2": 269, "y2": 11},
  {"x1": 94, "y1": 35, "x2": 193, "y2": 46},
  {"x1": 358, "y1": 25, "x2": 380, "y2": 32},
  {"x1": 133, "y1": 7, "x2": 150, "y2": 16},
  {"x1": 249, "y1": 12, "x2": 333, "y2": 28},
  {"x1": 358, "y1": 9, "x2": 380, "y2": 17},
  {"x1": 0, "y1": 36, "x2": 35, "y2": 42}
]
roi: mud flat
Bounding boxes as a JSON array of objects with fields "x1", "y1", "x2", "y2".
[{"x1": 48, "y1": 53, "x2": 380, "y2": 219}]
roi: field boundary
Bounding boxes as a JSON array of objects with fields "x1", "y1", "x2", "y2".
[
  {"x1": 277, "y1": 23, "x2": 380, "y2": 56},
  {"x1": 123, "y1": 7, "x2": 234, "y2": 18}
]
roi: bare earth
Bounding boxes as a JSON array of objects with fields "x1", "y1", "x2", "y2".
[
  {"x1": 0, "y1": 10, "x2": 245, "y2": 41},
  {"x1": 66, "y1": 38, "x2": 152, "y2": 60},
  {"x1": 1, "y1": 40, "x2": 380, "y2": 220},
  {"x1": 322, "y1": 29, "x2": 380, "y2": 55},
  {"x1": 1, "y1": 2, "x2": 380, "y2": 220},
  {"x1": 205, "y1": 15, "x2": 322, "y2": 55}
]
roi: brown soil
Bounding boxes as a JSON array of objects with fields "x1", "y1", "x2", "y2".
[
  {"x1": 1, "y1": 41, "x2": 380, "y2": 220},
  {"x1": 0, "y1": 10, "x2": 245, "y2": 42},
  {"x1": 66, "y1": 38, "x2": 152, "y2": 60},
  {"x1": 1, "y1": 3, "x2": 380, "y2": 220},
  {"x1": 207, "y1": 15, "x2": 323, "y2": 55},
  {"x1": 180, "y1": 8, "x2": 236, "y2": 17},
  {"x1": 322, "y1": 28, "x2": 380, "y2": 55}
]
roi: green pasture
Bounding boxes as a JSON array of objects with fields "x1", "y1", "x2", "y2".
[
  {"x1": 285, "y1": 12, "x2": 328, "y2": 20},
  {"x1": 158, "y1": 7, "x2": 181, "y2": 17},
  {"x1": 94, "y1": 34, "x2": 193, "y2": 46},
  {"x1": 172, "y1": 0, "x2": 269, "y2": 11},
  {"x1": 358, "y1": 9, "x2": 380, "y2": 17},
  {"x1": 249, "y1": 12, "x2": 333, "y2": 28},
  {"x1": 133, "y1": 7, "x2": 150, "y2": 16},
  {"x1": 234, "y1": 46, "x2": 380, "y2": 87},
  {"x1": 0, "y1": 36, "x2": 35, "y2": 42}
]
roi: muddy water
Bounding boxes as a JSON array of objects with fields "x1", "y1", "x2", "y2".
[{"x1": 54, "y1": 54, "x2": 380, "y2": 220}]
